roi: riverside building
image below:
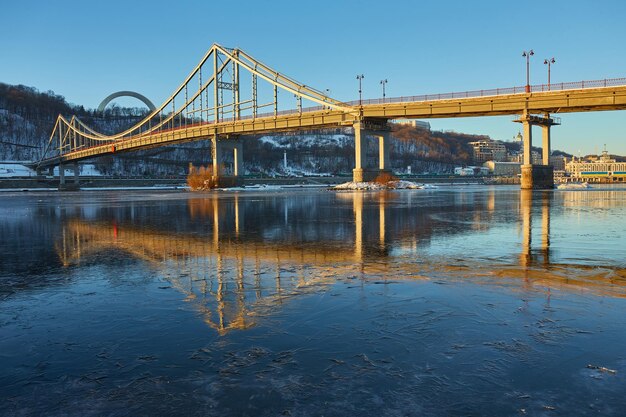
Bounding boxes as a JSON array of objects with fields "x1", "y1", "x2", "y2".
[{"x1": 564, "y1": 150, "x2": 626, "y2": 182}]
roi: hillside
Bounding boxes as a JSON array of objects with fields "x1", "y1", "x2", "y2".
[{"x1": 1, "y1": 82, "x2": 510, "y2": 176}]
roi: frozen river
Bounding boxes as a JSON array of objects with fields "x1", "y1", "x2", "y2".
[{"x1": 1, "y1": 185, "x2": 625, "y2": 416}]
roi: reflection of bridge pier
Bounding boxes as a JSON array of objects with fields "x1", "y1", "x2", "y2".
[
  {"x1": 352, "y1": 192, "x2": 389, "y2": 263},
  {"x1": 515, "y1": 111, "x2": 560, "y2": 189},
  {"x1": 520, "y1": 190, "x2": 551, "y2": 267}
]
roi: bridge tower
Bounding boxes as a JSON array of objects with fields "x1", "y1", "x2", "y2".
[{"x1": 514, "y1": 111, "x2": 560, "y2": 189}]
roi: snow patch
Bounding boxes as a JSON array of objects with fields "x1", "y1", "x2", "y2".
[
  {"x1": 333, "y1": 180, "x2": 437, "y2": 190},
  {"x1": 0, "y1": 164, "x2": 37, "y2": 177},
  {"x1": 259, "y1": 134, "x2": 352, "y2": 149},
  {"x1": 557, "y1": 182, "x2": 590, "y2": 190}
]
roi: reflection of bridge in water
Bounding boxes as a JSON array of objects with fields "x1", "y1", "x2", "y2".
[
  {"x1": 511, "y1": 190, "x2": 626, "y2": 297},
  {"x1": 56, "y1": 191, "x2": 626, "y2": 334}
]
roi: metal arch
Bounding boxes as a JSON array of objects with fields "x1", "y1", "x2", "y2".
[{"x1": 97, "y1": 91, "x2": 157, "y2": 113}]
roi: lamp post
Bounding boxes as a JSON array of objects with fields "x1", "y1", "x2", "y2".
[
  {"x1": 544, "y1": 57, "x2": 555, "y2": 90},
  {"x1": 522, "y1": 50, "x2": 534, "y2": 93},
  {"x1": 324, "y1": 88, "x2": 331, "y2": 109},
  {"x1": 380, "y1": 79, "x2": 388, "y2": 103},
  {"x1": 356, "y1": 74, "x2": 365, "y2": 105}
]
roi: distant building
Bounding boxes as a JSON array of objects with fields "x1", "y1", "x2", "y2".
[
  {"x1": 469, "y1": 140, "x2": 507, "y2": 163},
  {"x1": 549, "y1": 155, "x2": 566, "y2": 171},
  {"x1": 454, "y1": 166, "x2": 490, "y2": 176},
  {"x1": 392, "y1": 119, "x2": 431, "y2": 131},
  {"x1": 565, "y1": 150, "x2": 626, "y2": 182},
  {"x1": 505, "y1": 132, "x2": 566, "y2": 169},
  {"x1": 510, "y1": 151, "x2": 542, "y2": 165},
  {"x1": 483, "y1": 161, "x2": 521, "y2": 176}
]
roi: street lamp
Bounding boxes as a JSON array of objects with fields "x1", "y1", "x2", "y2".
[
  {"x1": 324, "y1": 88, "x2": 331, "y2": 109},
  {"x1": 522, "y1": 50, "x2": 534, "y2": 93},
  {"x1": 356, "y1": 74, "x2": 365, "y2": 105},
  {"x1": 380, "y1": 79, "x2": 388, "y2": 103},
  {"x1": 544, "y1": 57, "x2": 556, "y2": 90}
]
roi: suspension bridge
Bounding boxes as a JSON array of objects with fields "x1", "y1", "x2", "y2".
[{"x1": 37, "y1": 43, "x2": 626, "y2": 189}]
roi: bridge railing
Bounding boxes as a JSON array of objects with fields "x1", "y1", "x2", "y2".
[
  {"x1": 222, "y1": 77, "x2": 626, "y2": 119},
  {"x1": 349, "y1": 77, "x2": 626, "y2": 107},
  {"x1": 213, "y1": 77, "x2": 626, "y2": 121},
  {"x1": 140, "y1": 76, "x2": 626, "y2": 127}
]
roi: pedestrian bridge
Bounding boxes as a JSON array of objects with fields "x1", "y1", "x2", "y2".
[{"x1": 38, "y1": 43, "x2": 626, "y2": 188}]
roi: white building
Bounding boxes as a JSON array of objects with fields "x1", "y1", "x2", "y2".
[
  {"x1": 483, "y1": 161, "x2": 521, "y2": 176},
  {"x1": 454, "y1": 166, "x2": 490, "y2": 176},
  {"x1": 469, "y1": 140, "x2": 508, "y2": 163},
  {"x1": 392, "y1": 119, "x2": 431, "y2": 131}
]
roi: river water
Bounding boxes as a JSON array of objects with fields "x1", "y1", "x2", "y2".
[{"x1": 1, "y1": 185, "x2": 625, "y2": 416}]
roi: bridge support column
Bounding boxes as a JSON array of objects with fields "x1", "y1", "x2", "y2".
[
  {"x1": 542, "y1": 124, "x2": 551, "y2": 166},
  {"x1": 59, "y1": 164, "x2": 65, "y2": 185},
  {"x1": 233, "y1": 141, "x2": 243, "y2": 178},
  {"x1": 515, "y1": 112, "x2": 559, "y2": 190},
  {"x1": 58, "y1": 163, "x2": 80, "y2": 191},
  {"x1": 522, "y1": 113, "x2": 532, "y2": 166},
  {"x1": 378, "y1": 131, "x2": 391, "y2": 171},
  {"x1": 352, "y1": 121, "x2": 392, "y2": 182},
  {"x1": 73, "y1": 163, "x2": 80, "y2": 184},
  {"x1": 211, "y1": 136, "x2": 222, "y2": 179}
]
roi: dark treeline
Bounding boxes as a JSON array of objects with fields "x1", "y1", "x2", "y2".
[
  {"x1": 0, "y1": 83, "x2": 149, "y2": 122},
  {"x1": 0, "y1": 83, "x2": 85, "y2": 121}
]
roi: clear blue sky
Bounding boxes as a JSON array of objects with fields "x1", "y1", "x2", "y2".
[{"x1": 2, "y1": 0, "x2": 625, "y2": 154}]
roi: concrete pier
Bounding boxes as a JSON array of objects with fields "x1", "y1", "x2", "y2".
[
  {"x1": 515, "y1": 112, "x2": 559, "y2": 189},
  {"x1": 212, "y1": 137, "x2": 244, "y2": 187},
  {"x1": 352, "y1": 121, "x2": 392, "y2": 182},
  {"x1": 521, "y1": 164, "x2": 554, "y2": 190},
  {"x1": 58, "y1": 163, "x2": 81, "y2": 191}
]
